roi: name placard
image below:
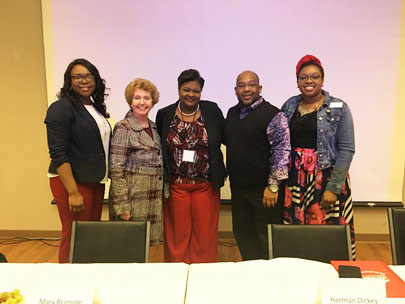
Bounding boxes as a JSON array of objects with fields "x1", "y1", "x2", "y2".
[
  {"x1": 37, "y1": 299, "x2": 89, "y2": 304},
  {"x1": 28, "y1": 286, "x2": 93, "y2": 304},
  {"x1": 321, "y1": 278, "x2": 386, "y2": 304}
]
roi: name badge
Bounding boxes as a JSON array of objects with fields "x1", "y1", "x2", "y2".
[
  {"x1": 330, "y1": 101, "x2": 343, "y2": 108},
  {"x1": 182, "y1": 150, "x2": 195, "y2": 162}
]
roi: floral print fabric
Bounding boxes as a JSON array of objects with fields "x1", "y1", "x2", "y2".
[{"x1": 283, "y1": 147, "x2": 356, "y2": 258}]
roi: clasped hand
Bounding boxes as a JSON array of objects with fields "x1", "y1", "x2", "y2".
[
  {"x1": 120, "y1": 211, "x2": 131, "y2": 221},
  {"x1": 262, "y1": 187, "x2": 278, "y2": 208},
  {"x1": 320, "y1": 190, "x2": 337, "y2": 211}
]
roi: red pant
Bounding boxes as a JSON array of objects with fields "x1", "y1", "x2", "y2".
[
  {"x1": 50, "y1": 177, "x2": 104, "y2": 263},
  {"x1": 164, "y1": 182, "x2": 220, "y2": 264}
]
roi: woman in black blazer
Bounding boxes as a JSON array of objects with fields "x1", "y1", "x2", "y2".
[
  {"x1": 44, "y1": 58, "x2": 111, "y2": 263},
  {"x1": 156, "y1": 69, "x2": 227, "y2": 263}
]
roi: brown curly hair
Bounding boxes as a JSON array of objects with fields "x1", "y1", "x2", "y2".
[{"x1": 125, "y1": 78, "x2": 159, "y2": 106}]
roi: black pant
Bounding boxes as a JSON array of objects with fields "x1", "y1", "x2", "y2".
[{"x1": 230, "y1": 183, "x2": 283, "y2": 260}]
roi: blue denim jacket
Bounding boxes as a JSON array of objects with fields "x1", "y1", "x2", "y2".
[{"x1": 281, "y1": 90, "x2": 355, "y2": 193}]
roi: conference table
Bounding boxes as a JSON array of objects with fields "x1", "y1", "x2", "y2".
[
  {"x1": 1, "y1": 258, "x2": 404, "y2": 303},
  {"x1": 186, "y1": 259, "x2": 405, "y2": 304},
  {"x1": 0, "y1": 262, "x2": 189, "y2": 303}
]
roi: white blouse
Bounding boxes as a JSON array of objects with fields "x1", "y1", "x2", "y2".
[{"x1": 84, "y1": 104, "x2": 111, "y2": 183}]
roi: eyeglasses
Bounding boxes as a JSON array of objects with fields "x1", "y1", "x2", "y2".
[
  {"x1": 71, "y1": 74, "x2": 95, "y2": 83},
  {"x1": 298, "y1": 74, "x2": 322, "y2": 81}
]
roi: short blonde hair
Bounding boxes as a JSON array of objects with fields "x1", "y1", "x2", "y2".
[{"x1": 124, "y1": 78, "x2": 160, "y2": 106}]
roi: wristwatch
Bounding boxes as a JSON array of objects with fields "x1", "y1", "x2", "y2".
[{"x1": 268, "y1": 184, "x2": 279, "y2": 193}]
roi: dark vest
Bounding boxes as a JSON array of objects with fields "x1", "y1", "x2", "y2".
[{"x1": 225, "y1": 100, "x2": 279, "y2": 188}]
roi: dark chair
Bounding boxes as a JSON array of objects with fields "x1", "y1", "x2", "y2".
[
  {"x1": 268, "y1": 224, "x2": 353, "y2": 263},
  {"x1": 387, "y1": 208, "x2": 405, "y2": 265},
  {"x1": 69, "y1": 221, "x2": 150, "y2": 263},
  {"x1": 0, "y1": 252, "x2": 7, "y2": 263}
]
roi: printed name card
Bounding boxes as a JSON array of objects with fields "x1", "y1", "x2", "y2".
[
  {"x1": 29, "y1": 286, "x2": 93, "y2": 304},
  {"x1": 321, "y1": 278, "x2": 387, "y2": 304}
]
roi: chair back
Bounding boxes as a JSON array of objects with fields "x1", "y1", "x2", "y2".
[
  {"x1": 69, "y1": 221, "x2": 150, "y2": 263},
  {"x1": 268, "y1": 224, "x2": 352, "y2": 263},
  {"x1": 0, "y1": 252, "x2": 7, "y2": 263},
  {"x1": 387, "y1": 208, "x2": 405, "y2": 265}
]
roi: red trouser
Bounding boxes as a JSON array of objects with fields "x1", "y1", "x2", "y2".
[
  {"x1": 164, "y1": 182, "x2": 220, "y2": 264},
  {"x1": 50, "y1": 177, "x2": 104, "y2": 263}
]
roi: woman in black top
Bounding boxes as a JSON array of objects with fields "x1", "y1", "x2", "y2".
[{"x1": 45, "y1": 58, "x2": 111, "y2": 263}]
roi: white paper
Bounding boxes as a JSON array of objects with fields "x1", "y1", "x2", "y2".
[{"x1": 182, "y1": 150, "x2": 195, "y2": 162}]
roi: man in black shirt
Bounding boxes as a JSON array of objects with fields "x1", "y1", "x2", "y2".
[{"x1": 225, "y1": 71, "x2": 290, "y2": 260}]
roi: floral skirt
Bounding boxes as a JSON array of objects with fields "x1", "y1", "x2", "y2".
[{"x1": 283, "y1": 147, "x2": 355, "y2": 258}]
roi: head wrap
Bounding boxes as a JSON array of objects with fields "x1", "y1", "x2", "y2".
[{"x1": 296, "y1": 55, "x2": 323, "y2": 76}]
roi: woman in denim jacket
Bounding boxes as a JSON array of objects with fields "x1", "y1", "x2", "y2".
[{"x1": 281, "y1": 55, "x2": 356, "y2": 257}]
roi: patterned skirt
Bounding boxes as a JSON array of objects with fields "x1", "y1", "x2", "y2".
[
  {"x1": 283, "y1": 147, "x2": 355, "y2": 258},
  {"x1": 109, "y1": 172, "x2": 163, "y2": 246}
]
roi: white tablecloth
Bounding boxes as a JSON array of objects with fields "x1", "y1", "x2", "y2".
[
  {"x1": 185, "y1": 259, "x2": 405, "y2": 304},
  {"x1": 186, "y1": 258, "x2": 338, "y2": 304},
  {"x1": 0, "y1": 262, "x2": 189, "y2": 304},
  {"x1": 1, "y1": 260, "x2": 405, "y2": 304}
]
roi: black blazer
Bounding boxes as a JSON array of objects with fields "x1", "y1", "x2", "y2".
[
  {"x1": 155, "y1": 100, "x2": 227, "y2": 190},
  {"x1": 44, "y1": 97, "x2": 110, "y2": 183}
]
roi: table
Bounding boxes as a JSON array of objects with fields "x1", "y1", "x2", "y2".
[
  {"x1": 186, "y1": 259, "x2": 405, "y2": 304},
  {"x1": 186, "y1": 258, "x2": 338, "y2": 304},
  {"x1": 0, "y1": 262, "x2": 189, "y2": 304},
  {"x1": 1, "y1": 259, "x2": 405, "y2": 304}
]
